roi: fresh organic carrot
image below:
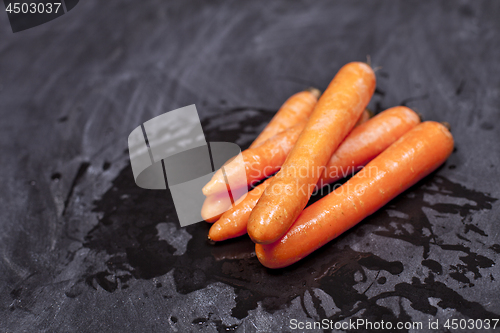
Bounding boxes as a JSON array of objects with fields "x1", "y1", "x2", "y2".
[
  {"x1": 256, "y1": 121, "x2": 454, "y2": 268},
  {"x1": 250, "y1": 88, "x2": 320, "y2": 148},
  {"x1": 208, "y1": 106, "x2": 419, "y2": 241},
  {"x1": 202, "y1": 107, "x2": 373, "y2": 224},
  {"x1": 202, "y1": 122, "x2": 306, "y2": 197},
  {"x1": 202, "y1": 90, "x2": 318, "y2": 221},
  {"x1": 247, "y1": 62, "x2": 376, "y2": 244}
]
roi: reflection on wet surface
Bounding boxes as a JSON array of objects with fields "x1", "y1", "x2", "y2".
[
  {"x1": 81, "y1": 161, "x2": 498, "y2": 326},
  {"x1": 71, "y1": 105, "x2": 499, "y2": 329}
]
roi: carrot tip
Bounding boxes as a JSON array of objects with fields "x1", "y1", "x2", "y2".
[
  {"x1": 305, "y1": 87, "x2": 321, "y2": 99},
  {"x1": 207, "y1": 235, "x2": 216, "y2": 244},
  {"x1": 441, "y1": 121, "x2": 451, "y2": 131}
]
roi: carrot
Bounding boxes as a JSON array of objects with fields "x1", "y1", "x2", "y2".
[
  {"x1": 255, "y1": 121, "x2": 454, "y2": 268},
  {"x1": 247, "y1": 62, "x2": 376, "y2": 244},
  {"x1": 202, "y1": 122, "x2": 306, "y2": 197},
  {"x1": 201, "y1": 90, "x2": 318, "y2": 221},
  {"x1": 208, "y1": 106, "x2": 419, "y2": 241},
  {"x1": 250, "y1": 88, "x2": 320, "y2": 148}
]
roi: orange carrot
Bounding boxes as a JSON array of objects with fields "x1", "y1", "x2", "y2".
[
  {"x1": 202, "y1": 122, "x2": 306, "y2": 197},
  {"x1": 256, "y1": 121, "x2": 454, "y2": 268},
  {"x1": 208, "y1": 106, "x2": 419, "y2": 241},
  {"x1": 247, "y1": 62, "x2": 376, "y2": 244},
  {"x1": 201, "y1": 90, "x2": 318, "y2": 221},
  {"x1": 250, "y1": 88, "x2": 320, "y2": 148}
]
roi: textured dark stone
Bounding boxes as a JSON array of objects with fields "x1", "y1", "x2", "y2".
[{"x1": 0, "y1": 1, "x2": 499, "y2": 332}]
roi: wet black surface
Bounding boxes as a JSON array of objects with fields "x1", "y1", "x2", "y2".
[{"x1": 1, "y1": 1, "x2": 500, "y2": 332}]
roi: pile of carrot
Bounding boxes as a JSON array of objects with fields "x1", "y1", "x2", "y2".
[{"x1": 201, "y1": 61, "x2": 454, "y2": 269}]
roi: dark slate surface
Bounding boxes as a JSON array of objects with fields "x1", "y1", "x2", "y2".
[{"x1": 1, "y1": 1, "x2": 499, "y2": 332}]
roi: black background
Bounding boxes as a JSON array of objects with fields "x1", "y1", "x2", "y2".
[{"x1": 1, "y1": 1, "x2": 499, "y2": 332}]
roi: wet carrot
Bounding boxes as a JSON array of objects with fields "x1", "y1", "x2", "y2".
[
  {"x1": 202, "y1": 122, "x2": 306, "y2": 197},
  {"x1": 202, "y1": 90, "x2": 318, "y2": 221},
  {"x1": 247, "y1": 62, "x2": 376, "y2": 244},
  {"x1": 256, "y1": 121, "x2": 454, "y2": 268},
  {"x1": 208, "y1": 106, "x2": 419, "y2": 240},
  {"x1": 250, "y1": 88, "x2": 320, "y2": 148}
]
